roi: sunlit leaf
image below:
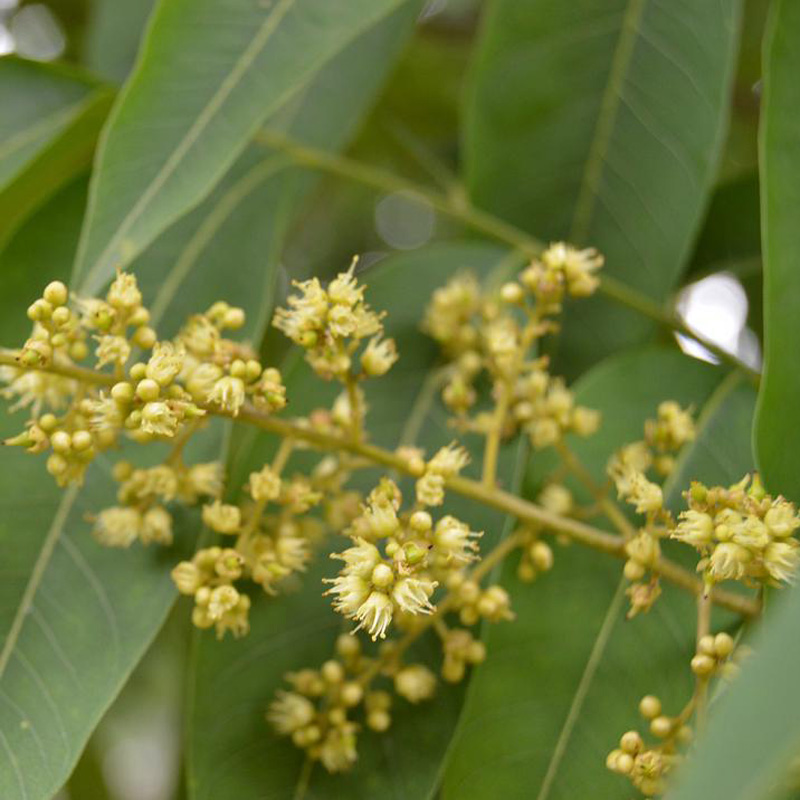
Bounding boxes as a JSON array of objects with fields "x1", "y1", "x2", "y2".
[{"x1": 465, "y1": 0, "x2": 742, "y2": 375}]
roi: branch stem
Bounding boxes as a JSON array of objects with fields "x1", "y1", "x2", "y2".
[
  {"x1": 0, "y1": 351, "x2": 759, "y2": 619},
  {"x1": 253, "y1": 130, "x2": 759, "y2": 384}
]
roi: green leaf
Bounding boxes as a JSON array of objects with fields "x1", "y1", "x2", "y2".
[
  {"x1": 82, "y1": 0, "x2": 158, "y2": 84},
  {"x1": 0, "y1": 57, "x2": 113, "y2": 247},
  {"x1": 753, "y1": 0, "x2": 800, "y2": 503},
  {"x1": 464, "y1": 0, "x2": 743, "y2": 374},
  {"x1": 441, "y1": 349, "x2": 755, "y2": 798},
  {"x1": 186, "y1": 242, "x2": 526, "y2": 800},
  {"x1": 73, "y1": 0, "x2": 420, "y2": 294}
]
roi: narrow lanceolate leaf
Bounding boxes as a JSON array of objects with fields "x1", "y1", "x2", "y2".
[
  {"x1": 73, "y1": 0, "x2": 419, "y2": 294},
  {"x1": 0, "y1": 58, "x2": 113, "y2": 246},
  {"x1": 754, "y1": 0, "x2": 800, "y2": 503},
  {"x1": 441, "y1": 349, "x2": 756, "y2": 799},
  {"x1": 465, "y1": 0, "x2": 742, "y2": 374},
  {"x1": 187, "y1": 243, "x2": 526, "y2": 800}
]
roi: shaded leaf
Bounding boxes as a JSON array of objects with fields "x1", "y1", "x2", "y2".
[
  {"x1": 73, "y1": 0, "x2": 420, "y2": 294},
  {"x1": 753, "y1": 0, "x2": 800, "y2": 502},
  {"x1": 464, "y1": 0, "x2": 742, "y2": 375},
  {"x1": 441, "y1": 349, "x2": 755, "y2": 798},
  {"x1": 0, "y1": 57, "x2": 113, "y2": 246}
]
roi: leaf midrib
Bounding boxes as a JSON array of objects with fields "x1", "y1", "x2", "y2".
[
  {"x1": 77, "y1": 0, "x2": 411, "y2": 292},
  {"x1": 78, "y1": 0, "x2": 298, "y2": 290},
  {"x1": 569, "y1": 0, "x2": 647, "y2": 244},
  {"x1": 0, "y1": 96, "x2": 92, "y2": 166},
  {"x1": 0, "y1": 484, "x2": 79, "y2": 679}
]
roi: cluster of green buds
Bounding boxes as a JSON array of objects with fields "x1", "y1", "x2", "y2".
[
  {"x1": 171, "y1": 457, "x2": 353, "y2": 637},
  {"x1": 273, "y1": 259, "x2": 396, "y2": 383},
  {"x1": 268, "y1": 634, "x2": 437, "y2": 772},
  {"x1": 608, "y1": 631, "x2": 739, "y2": 796},
  {"x1": 2, "y1": 271, "x2": 289, "y2": 488},
  {"x1": 607, "y1": 402, "x2": 697, "y2": 616},
  {"x1": 606, "y1": 712, "x2": 684, "y2": 797},
  {"x1": 421, "y1": 243, "x2": 601, "y2": 450},
  {"x1": 671, "y1": 474, "x2": 800, "y2": 586},
  {"x1": 92, "y1": 460, "x2": 223, "y2": 548},
  {"x1": 325, "y1": 453, "x2": 493, "y2": 641}
]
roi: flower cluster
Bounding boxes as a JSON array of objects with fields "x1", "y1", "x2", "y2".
[
  {"x1": 671, "y1": 475, "x2": 800, "y2": 586},
  {"x1": 2, "y1": 272, "x2": 288, "y2": 487},
  {"x1": 92, "y1": 460, "x2": 223, "y2": 548},
  {"x1": 422, "y1": 243, "x2": 600, "y2": 454},
  {"x1": 273, "y1": 260, "x2": 396, "y2": 383},
  {"x1": 3, "y1": 254, "x2": 789, "y2": 793},
  {"x1": 607, "y1": 632, "x2": 738, "y2": 796},
  {"x1": 268, "y1": 634, "x2": 437, "y2": 772},
  {"x1": 607, "y1": 402, "x2": 697, "y2": 616},
  {"x1": 171, "y1": 458, "x2": 347, "y2": 638},
  {"x1": 324, "y1": 453, "x2": 499, "y2": 641}
]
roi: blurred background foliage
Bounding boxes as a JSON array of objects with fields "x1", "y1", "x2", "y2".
[{"x1": 0, "y1": 0, "x2": 784, "y2": 797}]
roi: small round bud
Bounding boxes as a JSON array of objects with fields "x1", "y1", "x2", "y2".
[
  {"x1": 466, "y1": 641, "x2": 486, "y2": 664},
  {"x1": 328, "y1": 707, "x2": 347, "y2": 727},
  {"x1": 224, "y1": 308, "x2": 246, "y2": 330},
  {"x1": 697, "y1": 635, "x2": 716, "y2": 657},
  {"x1": 458, "y1": 580, "x2": 480, "y2": 604},
  {"x1": 230, "y1": 359, "x2": 247, "y2": 379},
  {"x1": 71, "y1": 430, "x2": 92, "y2": 452},
  {"x1": 499, "y1": 282, "x2": 524, "y2": 304},
  {"x1": 638, "y1": 695, "x2": 662, "y2": 720},
  {"x1": 136, "y1": 378, "x2": 160, "y2": 401},
  {"x1": 615, "y1": 753, "x2": 634, "y2": 774},
  {"x1": 623, "y1": 558, "x2": 646, "y2": 582},
  {"x1": 69, "y1": 341, "x2": 89, "y2": 361},
  {"x1": 366, "y1": 710, "x2": 391, "y2": 732},
  {"x1": 112, "y1": 461, "x2": 133, "y2": 482},
  {"x1": 245, "y1": 360, "x2": 262, "y2": 382},
  {"x1": 39, "y1": 413, "x2": 58, "y2": 433},
  {"x1": 129, "y1": 307, "x2": 150, "y2": 327},
  {"x1": 129, "y1": 363, "x2": 147, "y2": 381},
  {"x1": 46, "y1": 453, "x2": 67, "y2": 476},
  {"x1": 650, "y1": 716, "x2": 673, "y2": 738},
  {"x1": 50, "y1": 431, "x2": 72, "y2": 454},
  {"x1": 410, "y1": 510, "x2": 432, "y2": 533},
  {"x1": 606, "y1": 749, "x2": 624, "y2": 773},
  {"x1": 371, "y1": 563, "x2": 394, "y2": 589},
  {"x1": 340, "y1": 682, "x2": 363, "y2": 708},
  {"x1": 714, "y1": 632, "x2": 734, "y2": 659},
  {"x1": 321, "y1": 660, "x2": 345, "y2": 684},
  {"x1": 111, "y1": 382, "x2": 135, "y2": 403},
  {"x1": 133, "y1": 326, "x2": 157, "y2": 349},
  {"x1": 51, "y1": 306, "x2": 71, "y2": 327},
  {"x1": 517, "y1": 561, "x2": 537, "y2": 582},
  {"x1": 690, "y1": 654, "x2": 716, "y2": 677},
  {"x1": 43, "y1": 281, "x2": 68, "y2": 306},
  {"x1": 530, "y1": 541, "x2": 554, "y2": 572},
  {"x1": 620, "y1": 730, "x2": 643, "y2": 754}
]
